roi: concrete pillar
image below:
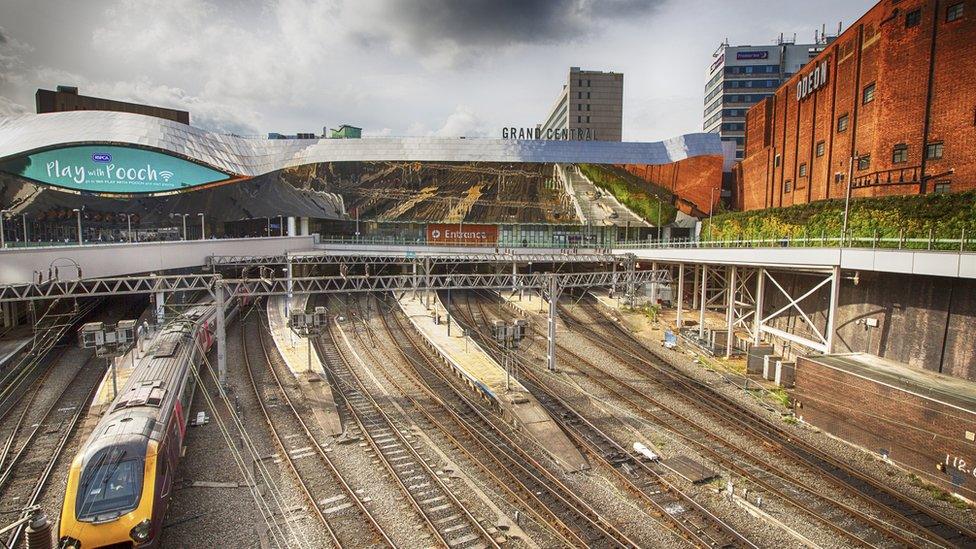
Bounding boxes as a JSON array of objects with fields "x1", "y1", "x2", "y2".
[
  {"x1": 699, "y1": 264, "x2": 708, "y2": 338},
  {"x1": 287, "y1": 216, "x2": 297, "y2": 237},
  {"x1": 726, "y1": 266, "x2": 737, "y2": 358},
  {"x1": 300, "y1": 217, "x2": 309, "y2": 236},
  {"x1": 753, "y1": 268, "x2": 765, "y2": 345},
  {"x1": 676, "y1": 263, "x2": 684, "y2": 329},
  {"x1": 1, "y1": 302, "x2": 11, "y2": 328},
  {"x1": 692, "y1": 264, "x2": 700, "y2": 310},
  {"x1": 286, "y1": 261, "x2": 293, "y2": 316},
  {"x1": 215, "y1": 283, "x2": 227, "y2": 385}
]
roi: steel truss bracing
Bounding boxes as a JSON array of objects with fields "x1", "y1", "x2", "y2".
[
  {"x1": 756, "y1": 268, "x2": 836, "y2": 354},
  {"x1": 0, "y1": 270, "x2": 666, "y2": 304},
  {"x1": 207, "y1": 251, "x2": 624, "y2": 267}
]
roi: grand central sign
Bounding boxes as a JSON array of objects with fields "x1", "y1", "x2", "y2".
[
  {"x1": 501, "y1": 127, "x2": 598, "y2": 141},
  {"x1": 0, "y1": 145, "x2": 232, "y2": 195}
]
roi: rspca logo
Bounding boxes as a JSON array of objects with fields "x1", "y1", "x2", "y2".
[{"x1": 91, "y1": 153, "x2": 112, "y2": 163}]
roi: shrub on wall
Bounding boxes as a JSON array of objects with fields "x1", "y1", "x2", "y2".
[
  {"x1": 577, "y1": 164, "x2": 677, "y2": 226},
  {"x1": 701, "y1": 191, "x2": 976, "y2": 244}
]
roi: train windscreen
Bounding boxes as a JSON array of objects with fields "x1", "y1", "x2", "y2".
[{"x1": 75, "y1": 446, "x2": 145, "y2": 522}]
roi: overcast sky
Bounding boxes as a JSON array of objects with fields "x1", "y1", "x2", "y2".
[{"x1": 0, "y1": 0, "x2": 874, "y2": 142}]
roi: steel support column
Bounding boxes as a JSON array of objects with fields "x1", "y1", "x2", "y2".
[
  {"x1": 698, "y1": 264, "x2": 708, "y2": 338},
  {"x1": 726, "y1": 266, "x2": 737, "y2": 358},
  {"x1": 215, "y1": 281, "x2": 227, "y2": 385},
  {"x1": 676, "y1": 263, "x2": 684, "y2": 328},
  {"x1": 547, "y1": 274, "x2": 558, "y2": 372},
  {"x1": 692, "y1": 264, "x2": 700, "y2": 310},
  {"x1": 753, "y1": 268, "x2": 765, "y2": 345},
  {"x1": 155, "y1": 291, "x2": 165, "y2": 324},
  {"x1": 825, "y1": 265, "x2": 840, "y2": 353},
  {"x1": 649, "y1": 261, "x2": 658, "y2": 304}
]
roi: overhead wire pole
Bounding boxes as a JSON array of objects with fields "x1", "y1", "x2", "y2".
[
  {"x1": 214, "y1": 278, "x2": 227, "y2": 386},
  {"x1": 546, "y1": 273, "x2": 558, "y2": 372}
]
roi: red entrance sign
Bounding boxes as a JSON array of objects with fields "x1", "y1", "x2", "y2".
[{"x1": 426, "y1": 224, "x2": 498, "y2": 246}]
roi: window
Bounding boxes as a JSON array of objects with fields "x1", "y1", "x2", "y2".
[
  {"x1": 577, "y1": 92, "x2": 582, "y2": 99},
  {"x1": 586, "y1": 104, "x2": 590, "y2": 111},
  {"x1": 906, "y1": 8, "x2": 921, "y2": 27},
  {"x1": 799, "y1": 163, "x2": 808, "y2": 177},
  {"x1": 784, "y1": 179, "x2": 793, "y2": 192},
  {"x1": 892, "y1": 144, "x2": 908, "y2": 163},
  {"x1": 577, "y1": 116, "x2": 582, "y2": 123},
  {"x1": 926, "y1": 141, "x2": 944, "y2": 159},
  {"x1": 835, "y1": 172, "x2": 845, "y2": 184},
  {"x1": 774, "y1": 154, "x2": 781, "y2": 167},
  {"x1": 587, "y1": 92, "x2": 591, "y2": 99},
  {"x1": 837, "y1": 114, "x2": 849, "y2": 132},
  {"x1": 947, "y1": 2, "x2": 964, "y2": 22},
  {"x1": 578, "y1": 79, "x2": 583, "y2": 86},
  {"x1": 815, "y1": 141, "x2": 825, "y2": 157},
  {"x1": 862, "y1": 83, "x2": 876, "y2": 104},
  {"x1": 586, "y1": 116, "x2": 590, "y2": 123},
  {"x1": 577, "y1": 104, "x2": 582, "y2": 111},
  {"x1": 586, "y1": 79, "x2": 591, "y2": 86},
  {"x1": 934, "y1": 181, "x2": 951, "y2": 194},
  {"x1": 857, "y1": 154, "x2": 871, "y2": 170}
]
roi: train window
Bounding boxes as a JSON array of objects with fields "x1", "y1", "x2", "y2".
[{"x1": 76, "y1": 448, "x2": 145, "y2": 521}]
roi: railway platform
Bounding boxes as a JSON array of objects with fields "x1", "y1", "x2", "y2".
[
  {"x1": 0, "y1": 330, "x2": 31, "y2": 370},
  {"x1": 266, "y1": 295, "x2": 343, "y2": 436},
  {"x1": 397, "y1": 291, "x2": 588, "y2": 472}
]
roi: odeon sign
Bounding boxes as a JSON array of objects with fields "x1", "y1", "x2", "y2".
[
  {"x1": 0, "y1": 145, "x2": 231, "y2": 194},
  {"x1": 796, "y1": 58, "x2": 829, "y2": 101}
]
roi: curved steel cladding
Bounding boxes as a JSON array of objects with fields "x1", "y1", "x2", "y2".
[{"x1": 0, "y1": 111, "x2": 724, "y2": 180}]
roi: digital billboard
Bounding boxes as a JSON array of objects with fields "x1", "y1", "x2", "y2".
[{"x1": 0, "y1": 145, "x2": 232, "y2": 194}]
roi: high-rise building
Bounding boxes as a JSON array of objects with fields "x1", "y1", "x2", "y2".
[
  {"x1": 539, "y1": 67, "x2": 623, "y2": 142},
  {"x1": 35, "y1": 85, "x2": 190, "y2": 124},
  {"x1": 704, "y1": 37, "x2": 830, "y2": 161}
]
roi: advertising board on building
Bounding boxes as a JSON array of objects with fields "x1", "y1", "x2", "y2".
[
  {"x1": 426, "y1": 223, "x2": 498, "y2": 246},
  {"x1": 796, "y1": 58, "x2": 829, "y2": 101},
  {"x1": 736, "y1": 50, "x2": 769, "y2": 60},
  {"x1": 0, "y1": 144, "x2": 232, "y2": 195}
]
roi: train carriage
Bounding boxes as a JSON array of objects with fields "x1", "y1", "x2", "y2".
[{"x1": 59, "y1": 300, "x2": 233, "y2": 549}]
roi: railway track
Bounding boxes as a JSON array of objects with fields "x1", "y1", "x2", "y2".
[
  {"x1": 241, "y1": 308, "x2": 394, "y2": 548},
  {"x1": 0, "y1": 352, "x2": 104, "y2": 547},
  {"x1": 559, "y1": 294, "x2": 976, "y2": 548},
  {"x1": 473, "y1": 289, "x2": 934, "y2": 547},
  {"x1": 372, "y1": 293, "x2": 638, "y2": 548},
  {"x1": 452, "y1": 291, "x2": 757, "y2": 549},
  {"x1": 317, "y1": 302, "x2": 498, "y2": 549}
]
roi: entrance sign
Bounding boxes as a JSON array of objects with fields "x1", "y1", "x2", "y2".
[
  {"x1": 427, "y1": 223, "x2": 498, "y2": 246},
  {"x1": 0, "y1": 145, "x2": 232, "y2": 194}
]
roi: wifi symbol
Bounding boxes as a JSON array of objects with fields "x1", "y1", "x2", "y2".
[{"x1": 159, "y1": 170, "x2": 174, "y2": 182}]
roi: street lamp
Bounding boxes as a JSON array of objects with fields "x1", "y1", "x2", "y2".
[
  {"x1": 0, "y1": 209, "x2": 10, "y2": 248},
  {"x1": 707, "y1": 188, "x2": 715, "y2": 243},
  {"x1": 72, "y1": 208, "x2": 83, "y2": 245},
  {"x1": 841, "y1": 151, "x2": 858, "y2": 247},
  {"x1": 79, "y1": 319, "x2": 137, "y2": 398},
  {"x1": 22, "y1": 213, "x2": 28, "y2": 246},
  {"x1": 197, "y1": 212, "x2": 206, "y2": 240},
  {"x1": 124, "y1": 213, "x2": 135, "y2": 242},
  {"x1": 171, "y1": 213, "x2": 189, "y2": 240},
  {"x1": 287, "y1": 306, "x2": 329, "y2": 374}
]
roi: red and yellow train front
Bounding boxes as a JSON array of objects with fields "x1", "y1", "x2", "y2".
[{"x1": 59, "y1": 439, "x2": 160, "y2": 548}]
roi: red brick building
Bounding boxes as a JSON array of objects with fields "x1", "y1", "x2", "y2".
[{"x1": 739, "y1": 0, "x2": 976, "y2": 211}]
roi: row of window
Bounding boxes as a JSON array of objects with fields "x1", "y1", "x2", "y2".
[
  {"x1": 724, "y1": 79, "x2": 779, "y2": 89},
  {"x1": 704, "y1": 108, "x2": 749, "y2": 129},
  {"x1": 576, "y1": 116, "x2": 591, "y2": 124},
  {"x1": 781, "y1": 179, "x2": 951, "y2": 194},
  {"x1": 721, "y1": 122, "x2": 745, "y2": 131},
  {"x1": 576, "y1": 91, "x2": 592, "y2": 100},
  {"x1": 576, "y1": 79, "x2": 593, "y2": 87},
  {"x1": 724, "y1": 93, "x2": 771, "y2": 104},
  {"x1": 725, "y1": 64, "x2": 780, "y2": 75},
  {"x1": 576, "y1": 103, "x2": 591, "y2": 111},
  {"x1": 773, "y1": 141, "x2": 945, "y2": 172}
]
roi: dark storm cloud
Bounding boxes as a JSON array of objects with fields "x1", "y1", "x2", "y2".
[{"x1": 383, "y1": 0, "x2": 662, "y2": 49}]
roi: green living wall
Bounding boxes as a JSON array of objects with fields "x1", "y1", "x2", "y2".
[
  {"x1": 702, "y1": 191, "x2": 976, "y2": 245},
  {"x1": 577, "y1": 164, "x2": 677, "y2": 226}
]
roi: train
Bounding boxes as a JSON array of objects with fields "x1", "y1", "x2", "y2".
[{"x1": 58, "y1": 297, "x2": 238, "y2": 549}]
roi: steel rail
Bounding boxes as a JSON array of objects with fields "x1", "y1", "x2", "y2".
[
  {"x1": 377, "y1": 295, "x2": 635, "y2": 548},
  {"x1": 322, "y1": 309, "x2": 498, "y2": 549},
  {"x1": 244, "y1": 310, "x2": 395, "y2": 549},
  {"x1": 455, "y1": 291, "x2": 756, "y2": 549},
  {"x1": 567, "y1": 296, "x2": 976, "y2": 548}
]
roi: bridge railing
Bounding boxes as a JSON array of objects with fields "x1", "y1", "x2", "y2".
[{"x1": 616, "y1": 230, "x2": 973, "y2": 253}]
